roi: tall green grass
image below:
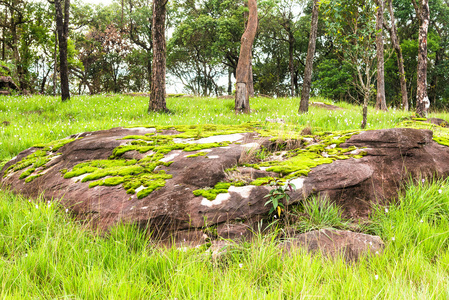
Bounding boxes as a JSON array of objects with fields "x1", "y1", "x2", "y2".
[{"x1": 1, "y1": 179, "x2": 449, "y2": 298}]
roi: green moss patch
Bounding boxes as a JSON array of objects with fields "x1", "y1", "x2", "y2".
[
  {"x1": 33, "y1": 138, "x2": 78, "y2": 151},
  {"x1": 433, "y1": 136, "x2": 449, "y2": 147},
  {"x1": 193, "y1": 182, "x2": 245, "y2": 200},
  {"x1": 186, "y1": 151, "x2": 208, "y2": 158},
  {"x1": 250, "y1": 177, "x2": 280, "y2": 186},
  {"x1": 112, "y1": 137, "x2": 229, "y2": 158},
  {"x1": 64, "y1": 154, "x2": 173, "y2": 198},
  {"x1": 245, "y1": 131, "x2": 363, "y2": 179},
  {"x1": 3, "y1": 138, "x2": 77, "y2": 182}
]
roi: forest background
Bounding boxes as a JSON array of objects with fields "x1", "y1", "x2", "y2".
[{"x1": 0, "y1": 0, "x2": 448, "y2": 110}]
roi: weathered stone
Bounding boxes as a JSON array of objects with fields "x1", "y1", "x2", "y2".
[
  {"x1": 290, "y1": 128, "x2": 449, "y2": 220},
  {"x1": 282, "y1": 229, "x2": 384, "y2": 262},
  {"x1": 2, "y1": 127, "x2": 449, "y2": 244}
]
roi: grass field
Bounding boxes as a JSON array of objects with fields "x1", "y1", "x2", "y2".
[{"x1": 0, "y1": 95, "x2": 448, "y2": 298}]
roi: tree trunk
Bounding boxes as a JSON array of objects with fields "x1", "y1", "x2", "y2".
[
  {"x1": 147, "y1": 53, "x2": 152, "y2": 92},
  {"x1": 288, "y1": 30, "x2": 294, "y2": 98},
  {"x1": 247, "y1": 59, "x2": 254, "y2": 97},
  {"x1": 1, "y1": 12, "x2": 5, "y2": 61},
  {"x1": 375, "y1": 0, "x2": 387, "y2": 111},
  {"x1": 55, "y1": 0, "x2": 70, "y2": 101},
  {"x1": 361, "y1": 91, "x2": 369, "y2": 129},
  {"x1": 386, "y1": 0, "x2": 408, "y2": 110},
  {"x1": 11, "y1": 23, "x2": 21, "y2": 87},
  {"x1": 416, "y1": 0, "x2": 430, "y2": 117},
  {"x1": 228, "y1": 67, "x2": 232, "y2": 95},
  {"x1": 53, "y1": 29, "x2": 57, "y2": 96},
  {"x1": 235, "y1": 0, "x2": 257, "y2": 113},
  {"x1": 299, "y1": 0, "x2": 319, "y2": 113},
  {"x1": 149, "y1": 0, "x2": 168, "y2": 112},
  {"x1": 203, "y1": 63, "x2": 208, "y2": 96},
  {"x1": 40, "y1": 68, "x2": 51, "y2": 94},
  {"x1": 429, "y1": 49, "x2": 440, "y2": 104}
]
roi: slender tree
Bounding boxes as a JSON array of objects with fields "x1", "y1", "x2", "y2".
[
  {"x1": 235, "y1": 0, "x2": 257, "y2": 114},
  {"x1": 54, "y1": 0, "x2": 70, "y2": 101},
  {"x1": 53, "y1": 29, "x2": 57, "y2": 96},
  {"x1": 1, "y1": 11, "x2": 5, "y2": 61},
  {"x1": 385, "y1": 0, "x2": 408, "y2": 110},
  {"x1": 321, "y1": 0, "x2": 377, "y2": 129},
  {"x1": 149, "y1": 0, "x2": 168, "y2": 112},
  {"x1": 414, "y1": 0, "x2": 430, "y2": 117},
  {"x1": 374, "y1": 0, "x2": 387, "y2": 111},
  {"x1": 299, "y1": 0, "x2": 319, "y2": 113}
]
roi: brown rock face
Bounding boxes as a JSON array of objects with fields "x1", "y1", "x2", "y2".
[
  {"x1": 282, "y1": 229, "x2": 384, "y2": 262},
  {"x1": 290, "y1": 128, "x2": 449, "y2": 220},
  {"x1": 1, "y1": 127, "x2": 449, "y2": 243}
]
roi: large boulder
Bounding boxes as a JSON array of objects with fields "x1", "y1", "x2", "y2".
[{"x1": 1, "y1": 127, "x2": 449, "y2": 243}]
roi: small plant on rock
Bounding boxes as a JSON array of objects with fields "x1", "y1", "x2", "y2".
[{"x1": 264, "y1": 178, "x2": 296, "y2": 217}]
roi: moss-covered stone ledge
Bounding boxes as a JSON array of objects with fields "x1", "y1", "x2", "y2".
[{"x1": 2, "y1": 126, "x2": 449, "y2": 236}]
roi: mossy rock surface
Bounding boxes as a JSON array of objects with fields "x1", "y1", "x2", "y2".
[{"x1": 2, "y1": 126, "x2": 449, "y2": 243}]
